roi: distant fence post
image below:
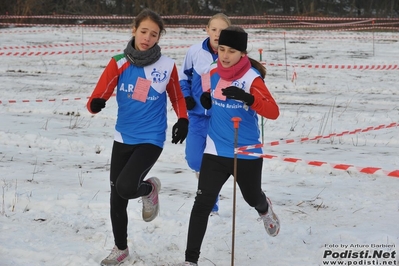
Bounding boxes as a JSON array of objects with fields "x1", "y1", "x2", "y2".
[
  {"x1": 284, "y1": 31, "x2": 288, "y2": 80},
  {"x1": 372, "y1": 19, "x2": 375, "y2": 57}
]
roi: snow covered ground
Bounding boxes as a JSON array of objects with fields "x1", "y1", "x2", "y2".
[{"x1": 0, "y1": 26, "x2": 398, "y2": 266}]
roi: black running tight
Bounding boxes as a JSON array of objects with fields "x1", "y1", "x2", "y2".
[
  {"x1": 185, "y1": 154, "x2": 269, "y2": 263},
  {"x1": 109, "y1": 141, "x2": 162, "y2": 250}
]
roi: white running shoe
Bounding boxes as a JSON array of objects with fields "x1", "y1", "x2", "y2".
[
  {"x1": 142, "y1": 177, "x2": 161, "y2": 222},
  {"x1": 259, "y1": 197, "x2": 280, "y2": 237},
  {"x1": 100, "y1": 245, "x2": 129, "y2": 266}
]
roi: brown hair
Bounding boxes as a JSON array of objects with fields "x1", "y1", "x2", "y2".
[
  {"x1": 223, "y1": 25, "x2": 267, "y2": 79},
  {"x1": 133, "y1": 8, "x2": 166, "y2": 36}
]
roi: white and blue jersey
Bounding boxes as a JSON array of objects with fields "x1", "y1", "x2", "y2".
[
  {"x1": 179, "y1": 38, "x2": 218, "y2": 172},
  {"x1": 204, "y1": 66, "x2": 263, "y2": 159},
  {"x1": 87, "y1": 53, "x2": 187, "y2": 149},
  {"x1": 114, "y1": 56, "x2": 174, "y2": 147},
  {"x1": 179, "y1": 38, "x2": 218, "y2": 117}
]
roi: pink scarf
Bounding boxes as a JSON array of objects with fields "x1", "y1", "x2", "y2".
[{"x1": 217, "y1": 55, "x2": 251, "y2": 81}]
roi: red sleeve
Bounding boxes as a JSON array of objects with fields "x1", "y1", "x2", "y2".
[
  {"x1": 166, "y1": 65, "x2": 188, "y2": 120},
  {"x1": 86, "y1": 58, "x2": 120, "y2": 114},
  {"x1": 249, "y1": 77, "x2": 279, "y2": 120}
]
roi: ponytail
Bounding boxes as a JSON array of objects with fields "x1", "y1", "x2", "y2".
[{"x1": 248, "y1": 57, "x2": 266, "y2": 79}]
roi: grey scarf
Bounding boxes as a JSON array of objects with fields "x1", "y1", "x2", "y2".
[{"x1": 123, "y1": 38, "x2": 161, "y2": 67}]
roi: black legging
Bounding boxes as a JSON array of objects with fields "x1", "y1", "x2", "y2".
[
  {"x1": 185, "y1": 154, "x2": 269, "y2": 263},
  {"x1": 109, "y1": 141, "x2": 162, "y2": 250}
]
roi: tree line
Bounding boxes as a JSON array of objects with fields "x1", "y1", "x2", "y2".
[{"x1": 1, "y1": 0, "x2": 398, "y2": 18}]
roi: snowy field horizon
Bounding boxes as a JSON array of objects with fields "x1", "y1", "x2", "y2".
[{"x1": 0, "y1": 26, "x2": 398, "y2": 266}]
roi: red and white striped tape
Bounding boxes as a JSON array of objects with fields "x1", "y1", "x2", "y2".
[
  {"x1": 235, "y1": 122, "x2": 398, "y2": 178},
  {"x1": 1, "y1": 14, "x2": 399, "y2": 22},
  {"x1": 1, "y1": 22, "x2": 397, "y2": 31},
  {"x1": 0, "y1": 49, "x2": 121, "y2": 56},
  {"x1": 273, "y1": 19, "x2": 399, "y2": 28},
  {"x1": 0, "y1": 40, "x2": 126, "y2": 50},
  {"x1": 0, "y1": 93, "x2": 117, "y2": 104},
  {"x1": 0, "y1": 47, "x2": 397, "y2": 71},
  {"x1": 264, "y1": 62, "x2": 399, "y2": 70},
  {"x1": 236, "y1": 150, "x2": 399, "y2": 178},
  {"x1": 0, "y1": 45, "x2": 191, "y2": 56},
  {"x1": 0, "y1": 97, "x2": 87, "y2": 104},
  {"x1": 0, "y1": 22, "x2": 131, "y2": 28},
  {"x1": 6, "y1": 34, "x2": 396, "y2": 52},
  {"x1": 2, "y1": 27, "x2": 396, "y2": 41},
  {"x1": 238, "y1": 122, "x2": 398, "y2": 151},
  {"x1": 0, "y1": 27, "x2": 130, "y2": 34},
  {"x1": 254, "y1": 31, "x2": 399, "y2": 39},
  {"x1": 1, "y1": 25, "x2": 397, "y2": 35}
]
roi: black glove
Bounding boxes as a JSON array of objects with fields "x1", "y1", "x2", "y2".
[
  {"x1": 222, "y1": 86, "x2": 255, "y2": 106},
  {"x1": 172, "y1": 118, "x2": 189, "y2": 144},
  {"x1": 90, "y1": 98, "x2": 106, "y2": 113},
  {"x1": 185, "y1": 96, "x2": 196, "y2": 110},
  {"x1": 200, "y1": 92, "x2": 212, "y2": 109}
]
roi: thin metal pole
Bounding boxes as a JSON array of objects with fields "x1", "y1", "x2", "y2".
[
  {"x1": 81, "y1": 25, "x2": 84, "y2": 61},
  {"x1": 284, "y1": 31, "x2": 288, "y2": 80},
  {"x1": 231, "y1": 117, "x2": 241, "y2": 266},
  {"x1": 372, "y1": 20, "x2": 375, "y2": 57},
  {"x1": 258, "y1": 49, "x2": 264, "y2": 144}
]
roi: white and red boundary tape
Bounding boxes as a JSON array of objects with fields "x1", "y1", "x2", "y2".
[
  {"x1": 235, "y1": 122, "x2": 398, "y2": 178},
  {"x1": 0, "y1": 49, "x2": 121, "y2": 56},
  {"x1": 0, "y1": 48, "x2": 397, "y2": 71},
  {"x1": 0, "y1": 40, "x2": 126, "y2": 50},
  {"x1": 0, "y1": 45, "x2": 191, "y2": 56},
  {"x1": 2, "y1": 93, "x2": 397, "y2": 178},
  {"x1": 1, "y1": 15, "x2": 397, "y2": 31},
  {"x1": 2, "y1": 27, "x2": 396, "y2": 40},
  {"x1": 1, "y1": 21, "x2": 397, "y2": 31},
  {"x1": 236, "y1": 149, "x2": 399, "y2": 178},
  {"x1": 1, "y1": 14, "x2": 399, "y2": 22},
  {"x1": 238, "y1": 122, "x2": 398, "y2": 150},
  {"x1": 0, "y1": 97, "x2": 88, "y2": 104},
  {"x1": 0, "y1": 93, "x2": 117, "y2": 104},
  {"x1": 264, "y1": 62, "x2": 399, "y2": 70}
]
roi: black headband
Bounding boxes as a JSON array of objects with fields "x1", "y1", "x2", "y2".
[{"x1": 218, "y1": 29, "x2": 248, "y2": 51}]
